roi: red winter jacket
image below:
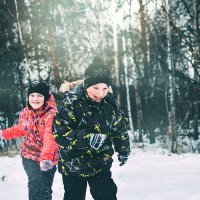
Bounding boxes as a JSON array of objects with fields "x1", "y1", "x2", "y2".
[{"x1": 2, "y1": 94, "x2": 58, "y2": 165}]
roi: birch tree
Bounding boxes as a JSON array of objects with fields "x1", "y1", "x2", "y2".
[
  {"x1": 122, "y1": 14, "x2": 134, "y2": 136},
  {"x1": 191, "y1": 0, "x2": 200, "y2": 140},
  {"x1": 163, "y1": 0, "x2": 177, "y2": 153},
  {"x1": 112, "y1": 0, "x2": 121, "y2": 103}
]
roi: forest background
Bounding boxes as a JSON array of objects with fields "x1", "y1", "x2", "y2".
[{"x1": 0, "y1": 0, "x2": 200, "y2": 154}]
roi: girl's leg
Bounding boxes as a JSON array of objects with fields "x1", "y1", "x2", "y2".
[
  {"x1": 22, "y1": 158, "x2": 56, "y2": 200},
  {"x1": 41, "y1": 166, "x2": 56, "y2": 199}
]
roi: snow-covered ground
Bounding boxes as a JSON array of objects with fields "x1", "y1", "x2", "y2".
[{"x1": 0, "y1": 149, "x2": 200, "y2": 200}]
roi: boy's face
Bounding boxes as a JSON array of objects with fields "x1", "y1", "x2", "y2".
[
  {"x1": 86, "y1": 83, "x2": 109, "y2": 102},
  {"x1": 29, "y1": 93, "x2": 45, "y2": 109}
]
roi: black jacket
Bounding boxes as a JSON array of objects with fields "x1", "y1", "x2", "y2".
[{"x1": 53, "y1": 86, "x2": 130, "y2": 177}]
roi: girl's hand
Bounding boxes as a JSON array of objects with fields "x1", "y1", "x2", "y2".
[
  {"x1": 59, "y1": 81, "x2": 73, "y2": 93},
  {"x1": 40, "y1": 160, "x2": 54, "y2": 171},
  {"x1": 59, "y1": 80, "x2": 83, "y2": 93}
]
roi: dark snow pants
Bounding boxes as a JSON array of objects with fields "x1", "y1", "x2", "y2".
[
  {"x1": 22, "y1": 158, "x2": 56, "y2": 200},
  {"x1": 62, "y1": 170, "x2": 117, "y2": 200}
]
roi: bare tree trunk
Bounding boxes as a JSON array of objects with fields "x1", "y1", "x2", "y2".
[
  {"x1": 193, "y1": 102, "x2": 199, "y2": 140},
  {"x1": 128, "y1": 0, "x2": 143, "y2": 142},
  {"x1": 138, "y1": 0, "x2": 151, "y2": 143},
  {"x1": 122, "y1": 28, "x2": 134, "y2": 135},
  {"x1": 96, "y1": 0, "x2": 106, "y2": 60},
  {"x1": 14, "y1": 0, "x2": 26, "y2": 106},
  {"x1": 192, "y1": 1, "x2": 200, "y2": 140},
  {"x1": 138, "y1": 0, "x2": 148, "y2": 71},
  {"x1": 47, "y1": 22, "x2": 61, "y2": 88},
  {"x1": 135, "y1": 80, "x2": 143, "y2": 143},
  {"x1": 192, "y1": 0, "x2": 200, "y2": 81},
  {"x1": 164, "y1": 0, "x2": 177, "y2": 153},
  {"x1": 112, "y1": 0, "x2": 120, "y2": 103}
]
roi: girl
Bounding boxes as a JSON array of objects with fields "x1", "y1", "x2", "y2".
[{"x1": 0, "y1": 81, "x2": 58, "y2": 200}]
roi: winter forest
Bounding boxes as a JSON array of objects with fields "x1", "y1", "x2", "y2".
[{"x1": 0, "y1": 0, "x2": 200, "y2": 155}]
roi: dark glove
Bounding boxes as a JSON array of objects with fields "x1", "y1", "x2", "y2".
[
  {"x1": 40, "y1": 160, "x2": 54, "y2": 171},
  {"x1": 118, "y1": 154, "x2": 128, "y2": 166}
]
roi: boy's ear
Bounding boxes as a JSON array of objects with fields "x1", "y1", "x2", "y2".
[{"x1": 108, "y1": 86, "x2": 113, "y2": 94}]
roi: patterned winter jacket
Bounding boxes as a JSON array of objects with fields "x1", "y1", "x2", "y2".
[
  {"x1": 53, "y1": 87, "x2": 130, "y2": 177},
  {"x1": 2, "y1": 94, "x2": 58, "y2": 165}
]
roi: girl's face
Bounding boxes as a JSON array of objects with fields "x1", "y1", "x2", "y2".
[
  {"x1": 86, "y1": 83, "x2": 109, "y2": 102},
  {"x1": 29, "y1": 93, "x2": 45, "y2": 109}
]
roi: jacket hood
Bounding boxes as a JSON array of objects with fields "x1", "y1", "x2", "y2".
[{"x1": 45, "y1": 94, "x2": 57, "y2": 112}]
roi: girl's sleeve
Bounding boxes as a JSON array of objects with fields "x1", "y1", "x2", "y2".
[
  {"x1": 2, "y1": 125, "x2": 27, "y2": 139},
  {"x1": 2, "y1": 112, "x2": 27, "y2": 140},
  {"x1": 40, "y1": 109, "x2": 58, "y2": 164}
]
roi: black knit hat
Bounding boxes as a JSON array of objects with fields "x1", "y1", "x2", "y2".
[
  {"x1": 84, "y1": 57, "x2": 111, "y2": 88},
  {"x1": 28, "y1": 81, "x2": 50, "y2": 101}
]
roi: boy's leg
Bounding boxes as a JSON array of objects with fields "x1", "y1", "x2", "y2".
[
  {"x1": 88, "y1": 170, "x2": 117, "y2": 200},
  {"x1": 62, "y1": 174, "x2": 87, "y2": 200}
]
